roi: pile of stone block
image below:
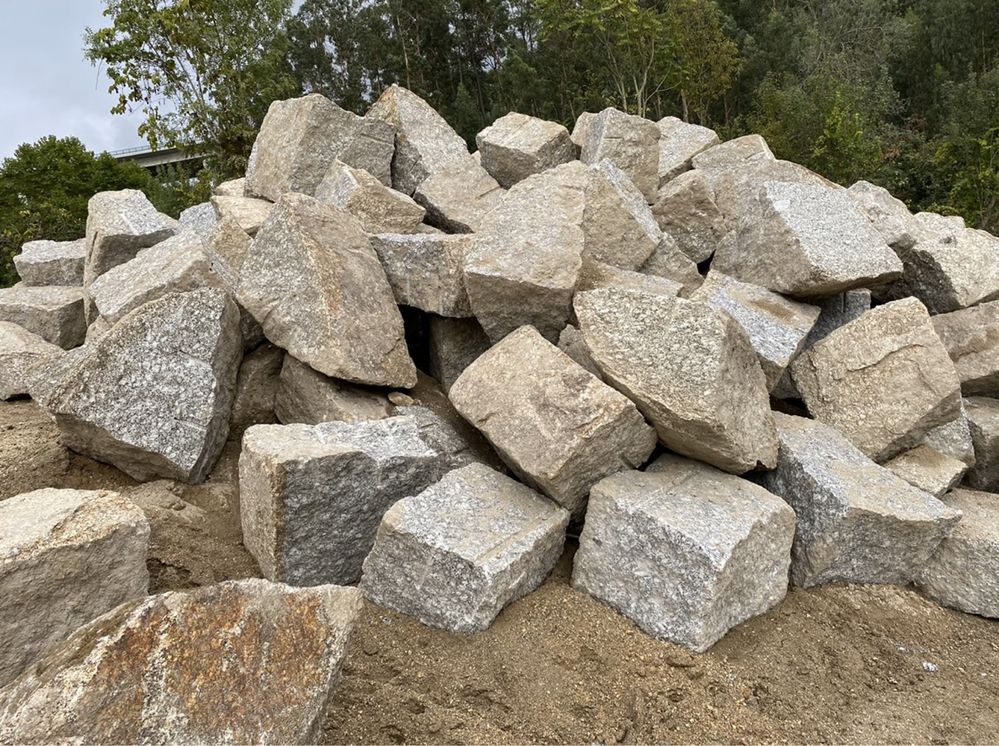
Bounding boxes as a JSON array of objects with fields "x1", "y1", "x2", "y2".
[{"x1": 3, "y1": 83, "x2": 999, "y2": 740}]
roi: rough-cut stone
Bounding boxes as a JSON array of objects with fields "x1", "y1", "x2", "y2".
[
  {"x1": 237, "y1": 193, "x2": 416, "y2": 388},
  {"x1": 713, "y1": 181, "x2": 903, "y2": 298},
  {"x1": 214, "y1": 177, "x2": 246, "y2": 197},
  {"x1": 0, "y1": 285, "x2": 85, "y2": 349},
  {"x1": 0, "y1": 322, "x2": 63, "y2": 400},
  {"x1": 579, "y1": 108, "x2": 660, "y2": 202},
  {"x1": 412, "y1": 154, "x2": 505, "y2": 233},
  {"x1": 582, "y1": 160, "x2": 660, "y2": 270},
  {"x1": 574, "y1": 455, "x2": 795, "y2": 652},
  {"x1": 362, "y1": 463, "x2": 569, "y2": 632},
  {"x1": 761, "y1": 413, "x2": 961, "y2": 588},
  {"x1": 932, "y1": 301, "x2": 999, "y2": 397},
  {"x1": 449, "y1": 325, "x2": 656, "y2": 516},
  {"x1": 246, "y1": 93, "x2": 395, "y2": 200},
  {"x1": 578, "y1": 261, "x2": 682, "y2": 297},
  {"x1": 178, "y1": 202, "x2": 218, "y2": 238},
  {"x1": 274, "y1": 355, "x2": 393, "y2": 426},
  {"x1": 369, "y1": 233, "x2": 472, "y2": 316},
  {"x1": 84, "y1": 189, "x2": 178, "y2": 286},
  {"x1": 240, "y1": 416, "x2": 441, "y2": 585},
  {"x1": 691, "y1": 271, "x2": 820, "y2": 391},
  {"x1": 651, "y1": 169, "x2": 726, "y2": 263},
  {"x1": 884, "y1": 445, "x2": 967, "y2": 497},
  {"x1": 0, "y1": 488, "x2": 149, "y2": 689},
  {"x1": 918, "y1": 488, "x2": 999, "y2": 618},
  {"x1": 36, "y1": 288, "x2": 242, "y2": 483},
  {"x1": 0, "y1": 579, "x2": 362, "y2": 745},
  {"x1": 367, "y1": 84, "x2": 469, "y2": 195},
  {"x1": 210, "y1": 195, "x2": 273, "y2": 236},
  {"x1": 638, "y1": 233, "x2": 704, "y2": 294},
  {"x1": 14, "y1": 239, "x2": 86, "y2": 286},
  {"x1": 847, "y1": 180, "x2": 919, "y2": 250},
  {"x1": 691, "y1": 134, "x2": 774, "y2": 185},
  {"x1": 476, "y1": 112, "x2": 576, "y2": 188},
  {"x1": 575, "y1": 287, "x2": 777, "y2": 473},
  {"x1": 557, "y1": 324, "x2": 602, "y2": 380},
  {"x1": 427, "y1": 315, "x2": 491, "y2": 392},
  {"x1": 965, "y1": 397, "x2": 999, "y2": 491},
  {"x1": 923, "y1": 402, "x2": 977, "y2": 466},
  {"x1": 792, "y1": 298, "x2": 962, "y2": 461},
  {"x1": 709, "y1": 158, "x2": 833, "y2": 231},
  {"x1": 316, "y1": 160, "x2": 425, "y2": 233},
  {"x1": 656, "y1": 117, "x2": 720, "y2": 187},
  {"x1": 570, "y1": 112, "x2": 596, "y2": 151},
  {"x1": 231, "y1": 343, "x2": 284, "y2": 436}
]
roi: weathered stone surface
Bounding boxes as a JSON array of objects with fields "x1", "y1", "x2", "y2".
[
  {"x1": 476, "y1": 112, "x2": 576, "y2": 188},
  {"x1": 582, "y1": 160, "x2": 660, "y2": 270},
  {"x1": 206, "y1": 215, "x2": 253, "y2": 279},
  {"x1": 919, "y1": 488, "x2": 999, "y2": 618},
  {"x1": 240, "y1": 416, "x2": 441, "y2": 585},
  {"x1": 246, "y1": 93, "x2": 395, "y2": 200},
  {"x1": 579, "y1": 108, "x2": 660, "y2": 202},
  {"x1": 884, "y1": 445, "x2": 967, "y2": 497},
  {"x1": 0, "y1": 488, "x2": 149, "y2": 689},
  {"x1": 214, "y1": 177, "x2": 246, "y2": 197},
  {"x1": 0, "y1": 579, "x2": 363, "y2": 745},
  {"x1": 316, "y1": 160, "x2": 426, "y2": 233},
  {"x1": 577, "y1": 261, "x2": 682, "y2": 297},
  {"x1": 570, "y1": 112, "x2": 596, "y2": 151},
  {"x1": 369, "y1": 232, "x2": 472, "y2": 316},
  {"x1": 691, "y1": 134, "x2": 774, "y2": 185},
  {"x1": 932, "y1": 301, "x2": 999, "y2": 397},
  {"x1": 274, "y1": 355, "x2": 393, "y2": 426},
  {"x1": 923, "y1": 402, "x2": 977, "y2": 466},
  {"x1": 450, "y1": 325, "x2": 656, "y2": 516},
  {"x1": 210, "y1": 195, "x2": 273, "y2": 236},
  {"x1": 237, "y1": 193, "x2": 416, "y2": 387},
  {"x1": 656, "y1": 117, "x2": 720, "y2": 187},
  {"x1": 14, "y1": 239, "x2": 86, "y2": 286},
  {"x1": 709, "y1": 158, "x2": 833, "y2": 231},
  {"x1": 575, "y1": 287, "x2": 777, "y2": 473},
  {"x1": 362, "y1": 463, "x2": 569, "y2": 632},
  {"x1": 231, "y1": 343, "x2": 284, "y2": 436},
  {"x1": 965, "y1": 396, "x2": 999, "y2": 491},
  {"x1": 367, "y1": 84, "x2": 469, "y2": 195},
  {"x1": 36, "y1": 288, "x2": 242, "y2": 483},
  {"x1": 691, "y1": 271, "x2": 820, "y2": 391},
  {"x1": 557, "y1": 324, "x2": 602, "y2": 380},
  {"x1": 84, "y1": 189, "x2": 178, "y2": 286},
  {"x1": 847, "y1": 180, "x2": 919, "y2": 250},
  {"x1": 427, "y1": 315, "x2": 491, "y2": 392},
  {"x1": 574, "y1": 455, "x2": 795, "y2": 652},
  {"x1": 651, "y1": 169, "x2": 726, "y2": 263},
  {"x1": 714, "y1": 180, "x2": 903, "y2": 298},
  {"x1": 412, "y1": 154, "x2": 505, "y2": 233},
  {"x1": 0, "y1": 285, "x2": 85, "y2": 349},
  {"x1": 761, "y1": 413, "x2": 961, "y2": 588},
  {"x1": 0, "y1": 322, "x2": 63, "y2": 400},
  {"x1": 638, "y1": 233, "x2": 704, "y2": 294},
  {"x1": 792, "y1": 298, "x2": 962, "y2": 461},
  {"x1": 178, "y1": 202, "x2": 218, "y2": 237}
]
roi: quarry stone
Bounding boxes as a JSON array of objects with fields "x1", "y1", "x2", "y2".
[
  {"x1": 274, "y1": 355, "x2": 393, "y2": 425},
  {"x1": 577, "y1": 261, "x2": 682, "y2": 297},
  {"x1": 427, "y1": 315, "x2": 491, "y2": 393},
  {"x1": 369, "y1": 232, "x2": 472, "y2": 316},
  {"x1": 932, "y1": 301, "x2": 999, "y2": 397},
  {"x1": 638, "y1": 234, "x2": 704, "y2": 294},
  {"x1": 316, "y1": 160, "x2": 426, "y2": 233},
  {"x1": 923, "y1": 403, "x2": 978, "y2": 467},
  {"x1": 0, "y1": 284, "x2": 86, "y2": 349},
  {"x1": 476, "y1": 112, "x2": 576, "y2": 188},
  {"x1": 651, "y1": 169, "x2": 727, "y2": 263},
  {"x1": 579, "y1": 107, "x2": 660, "y2": 201},
  {"x1": 214, "y1": 177, "x2": 246, "y2": 197},
  {"x1": 84, "y1": 189, "x2": 178, "y2": 285},
  {"x1": 412, "y1": 154, "x2": 505, "y2": 233},
  {"x1": 691, "y1": 134, "x2": 775, "y2": 185},
  {"x1": 847, "y1": 180, "x2": 919, "y2": 250},
  {"x1": 656, "y1": 117, "x2": 720, "y2": 187},
  {"x1": 230, "y1": 343, "x2": 284, "y2": 436},
  {"x1": 884, "y1": 445, "x2": 967, "y2": 497},
  {"x1": 965, "y1": 396, "x2": 999, "y2": 491},
  {"x1": 210, "y1": 195, "x2": 273, "y2": 236},
  {"x1": 557, "y1": 324, "x2": 602, "y2": 380},
  {"x1": 178, "y1": 202, "x2": 219, "y2": 237},
  {"x1": 582, "y1": 160, "x2": 660, "y2": 270},
  {"x1": 0, "y1": 321, "x2": 63, "y2": 400},
  {"x1": 14, "y1": 239, "x2": 86, "y2": 287}
]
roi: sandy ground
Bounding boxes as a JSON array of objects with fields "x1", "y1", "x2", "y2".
[{"x1": 2, "y1": 400, "x2": 998, "y2": 744}]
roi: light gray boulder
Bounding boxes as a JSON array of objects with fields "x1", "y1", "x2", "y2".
[
  {"x1": 178, "y1": 202, "x2": 218, "y2": 237},
  {"x1": 237, "y1": 193, "x2": 416, "y2": 388},
  {"x1": 239, "y1": 416, "x2": 442, "y2": 585},
  {"x1": 573, "y1": 455, "x2": 795, "y2": 652},
  {"x1": 651, "y1": 169, "x2": 727, "y2": 264},
  {"x1": 412, "y1": 154, "x2": 505, "y2": 233},
  {"x1": 213, "y1": 177, "x2": 246, "y2": 197},
  {"x1": 582, "y1": 159, "x2": 661, "y2": 270},
  {"x1": 709, "y1": 158, "x2": 833, "y2": 232},
  {"x1": 884, "y1": 445, "x2": 967, "y2": 497},
  {"x1": 578, "y1": 261, "x2": 682, "y2": 297},
  {"x1": 0, "y1": 321, "x2": 63, "y2": 399},
  {"x1": 369, "y1": 233, "x2": 472, "y2": 316},
  {"x1": 847, "y1": 180, "x2": 919, "y2": 250},
  {"x1": 792, "y1": 298, "x2": 962, "y2": 461},
  {"x1": 691, "y1": 134, "x2": 774, "y2": 185},
  {"x1": 274, "y1": 355, "x2": 393, "y2": 426},
  {"x1": 230, "y1": 343, "x2": 284, "y2": 436},
  {"x1": 575, "y1": 286, "x2": 778, "y2": 473},
  {"x1": 315, "y1": 160, "x2": 426, "y2": 233},
  {"x1": 638, "y1": 233, "x2": 704, "y2": 294},
  {"x1": 932, "y1": 301, "x2": 999, "y2": 397},
  {"x1": 0, "y1": 579, "x2": 362, "y2": 745},
  {"x1": 0, "y1": 285, "x2": 85, "y2": 349},
  {"x1": 476, "y1": 112, "x2": 576, "y2": 188},
  {"x1": 557, "y1": 324, "x2": 602, "y2": 380},
  {"x1": 427, "y1": 315, "x2": 491, "y2": 392},
  {"x1": 14, "y1": 239, "x2": 86, "y2": 286},
  {"x1": 570, "y1": 112, "x2": 596, "y2": 151},
  {"x1": 923, "y1": 402, "x2": 977, "y2": 466},
  {"x1": 761, "y1": 413, "x2": 961, "y2": 587},
  {"x1": 36, "y1": 288, "x2": 242, "y2": 483},
  {"x1": 656, "y1": 117, "x2": 720, "y2": 186},
  {"x1": 579, "y1": 108, "x2": 660, "y2": 202},
  {"x1": 449, "y1": 325, "x2": 656, "y2": 517},
  {"x1": 210, "y1": 195, "x2": 273, "y2": 236},
  {"x1": 0, "y1": 488, "x2": 149, "y2": 689},
  {"x1": 965, "y1": 396, "x2": 999, "y2": 491},
  {"x1": 362, "y1": 463, "x2": 569, "y2": 632}
]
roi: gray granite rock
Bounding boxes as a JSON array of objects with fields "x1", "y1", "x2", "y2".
[
  {"x1": 573, "y1": 455, "x2": 795, "y2": 652},
  {"x1": 316, "y1": 160, "x2": 426, "y2": 233},
  {"x1": 178, "y1": 202, "x2": 219, "y2": 237},
  {"x1": 237, "y1": 193, "x2": 416, "y2": 388},
  {"x1": 210, "y1": 195, "x2": 273, "y2": 236},
  {"x1": 656, "y1": 117, "x2": 720, "y2": 187},
  {"x1": 579, "y1": 108, "x2": 660, "y2": 202},
  {"x1": 792, "y1": 298, "x2": 962, "y2": 461},
  {"x1": 362, "y1": 463, "x2": 569, "y2": 632},
  {"x1": 651, "y1": 169, "x2": 726, "y2": 264},
  {"x1": 476, "y1": 112, "x2": 576, "y2": 188},
  {"x1": 230, "y1": 343, "x2": 284, "y2": 436},
  {"x1": 449, "y1": 325, "x2": 656, "y2": 517},
  {"x1": 570, "y1": 112, "x2": 596, "y2": 151},
  {"x1": 0, "y1": 579, "x2": 362, "y2": 745},
  {"x1": 932, "y1": 301, "x2": 999, "y2": 397},
  {"x1": 557, "y1": 324, "x2": 602, "y2": 380},
  {"x1": 965, "y1": 397, "x2": 999, "y2": 491},
  {"x1": 884, "y1": 445, "x2": 967, "y2": 497},
  {"x1": 847, "y1": 180, "x2": 919, "y2": 250},
  {"x1": 206, "y1": 216, "x2": 252, "y2": 278},
  {"x1": 427, "y1": 315, "x2": 491, "y2": 392},
  {"x1": 240, "y1": 416, "x2": 442, "y2": 585},
  {"x1": 14, "y1": 239, "x2": 86, "y2": 286},
  {"x1": 36, "y1": 288, "x2": 242, "y2": 483},
  {"x1": 582, "y1": 160, "x2": 660, "y2": 270},
  {"x1": 761, "y1": 413, "x2": 961, "y2": 587},
  {"x1": 369, "y1": 233, "x2": 472, "y2": 316},
  {"x1": 577, "y1": 261, "x2": 682, "y2": 297},
  {"x1": 575, "y1": 287, "x2": 777, "y2": 473},
  {"x1": 274, "y1": 355, "x2": 393, "y2": 426},
  {"x1": 0, "y1": 321, "x2": 63, "y2": 399},
  {"x1": 923, "y1": 402, "x2": 977, "y2": 466},
  {"x1": 638, "y1": 233, "x2": 704, "y2": 294},
  {"x1": 0, "y1": 488, "x2": 149, "y2": 689},
  {"x1": 691, "y1": 134, "x2": 774, "y2": 185},
  {"x1": 412, "y1": 154, "x2": 505, "y2": 233},
  {"x1": 0, "y1": 285, "x2": 85, "y2": 348},
  {"x1": 213, "y1": 177, "x2": 246, "y2": 197}
]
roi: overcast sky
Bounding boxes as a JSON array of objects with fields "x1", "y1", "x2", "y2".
[{"x1": 0, "y1": 1, "x2": 147, "y2": 160}]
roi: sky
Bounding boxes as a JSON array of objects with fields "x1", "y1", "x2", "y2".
[{"x1": 0, "y1": 0, "x2": 147, "y2": 160}]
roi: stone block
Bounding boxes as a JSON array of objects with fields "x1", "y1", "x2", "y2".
[
  {"x1": 369, "y1": 232, "x2": 472, "y2": 316},
  {"x1": 274, "y1": 355, "x2": 393, "y2": 425},
  {"x1": 579, "y1": 108, "x2": 660, "y2": 201},
  {"x1": 0, "y1": 321, "x2": 63, "y2": 400},
  {"x1": 656, "y1": 117, "x2": 720, "y2": 186},
  {"x1": 476, "y1": 112, "x2": 576, "y2": 188},
  {"x1": 316, "y1": 160, "x2": 426, "y2": 233},
  {"x1": 965, "y1": 396, "x2": 999, "y2": 491},
  {"x1": 14, "y1": 239, "x2": 85, "y2": 286},
  {"x1": 412, "y1": 154, "x2": 505, "y2": 233},
  {"x1": 0, "y1": 285, "x2": 85, "y2": 349},
  {"x1": 932, "y1": 301, "x2": 999, "y2": 397}
]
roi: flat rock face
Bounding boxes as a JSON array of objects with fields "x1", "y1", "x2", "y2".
[
  {"x1": 638, "y1": 234, "x2": 704, "y2": 294},
  {"x1": 239, "y1": 416, "x2": 441, "y2": 585},
  {"x1": 237, "y1": 193, "x2": 416, "y2": 388},
  {"x1": 792, "y1": 298, "x2": 962, "y2": 461},
  {"x1": 449, "y1": 325, "x2": 656, "y2": 516},
  {"x1": 575, "y1": 287, "x2": 778, "y2": 473},
  {"x1": 965, "y1": 396, "x2": 999, "y2": 491},
  {"x1": 0, "y1": 579, "x2": 363, "y2": 745},
  {"x1": 367, "y1": 84, "x2": 469, "y2": 195},
  {"x1": 362, "y1": 463, "x2": 569, "y2": 632},
  {"x1": 476, "y1": 112, "x2": 576, "y2": 188},
  {"x1": 570, "y1": 112, "x2": 596, "y2": 150},
  {"x1": 847, "y1": 180, "x2": 919, "y2": 250},
  {"x1": 932, "y1": 301, "x2": 999, "y2": 397},
  {"x1": 691, "y1": 134, "x2": 775, "y2": 184},
  {"x1": 273, "y1": 355, "x2": 393, "y2": 426},
  {"x1": 179, "y1": 202, "x2": 219, "y2": 237},
  {"x1": 315, "y1": 160, "x2": 426, "y2": 233},
  {"x1": 652, "y1": 169, "x2": 727, "y2": 263},
  {"x1": 14, "y1": 239, "x2": 86, "y2": 286},
  {"x1": 210, "y1": 195, "x2": 274, "y2": 236},
  {"x1": 761, "y1": 413, "x2": 961, "y2": 588},
  {"x1": 573, "y1": 455, "x2": 795, "y2": 652},
  {"x1": 579, "y1": 108, "x2": 660, "y2": 202},
  {"x1": 691, "y1": 271, "x2": 820, "y2": 391},
  {"x1": 0, "y1": 321, "x2": 63, "y2": 400},
  {"x1": 214, "y1": 177, "x2": 246, "y2": 197},
  {"x1": 369, "y1": 233, "x2": 472, "y2": 316},
  {"x1": 84, "y1": 189, "x2": 178, "y2": 286},
  {"x1": 230, "y1": 343, "x2": 284, "y2": 436},
  {"x1": 884, "y1": 445, "x2": 967, "y2": 497},
  {"x1": 36, "y1": 288, "x2": 242, "y2": 483},
  {"x1": 923, "y1": 402, "x2": 977, "y2": 466},
  {"x1": 0, "y1": 285, "x2": 85, "y2": 349},
  {"x1": 427, "y1": 316, "x2": 491, "y2": 393},
  {"x1": 582, "y1": 160, "x2": 660, "y2": 270},
  {"x1": 919, "y1": 488, "x2": 999, "y2": 618},
  {"x1": 578, "y1": 262, "x2": 682, "y2": 298},
  {"x1": 0, "y1": 488, "x2": 149, "y2": 689},
  {"x1": 412, "y1": 154, "x2": 505, "y2": 233},
  {"x1": 714, "y1": 180, "x2": 903, "y2": 298},
  {"x1": 656, "y1": 117, "x2": 720, "y2": 187}
]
